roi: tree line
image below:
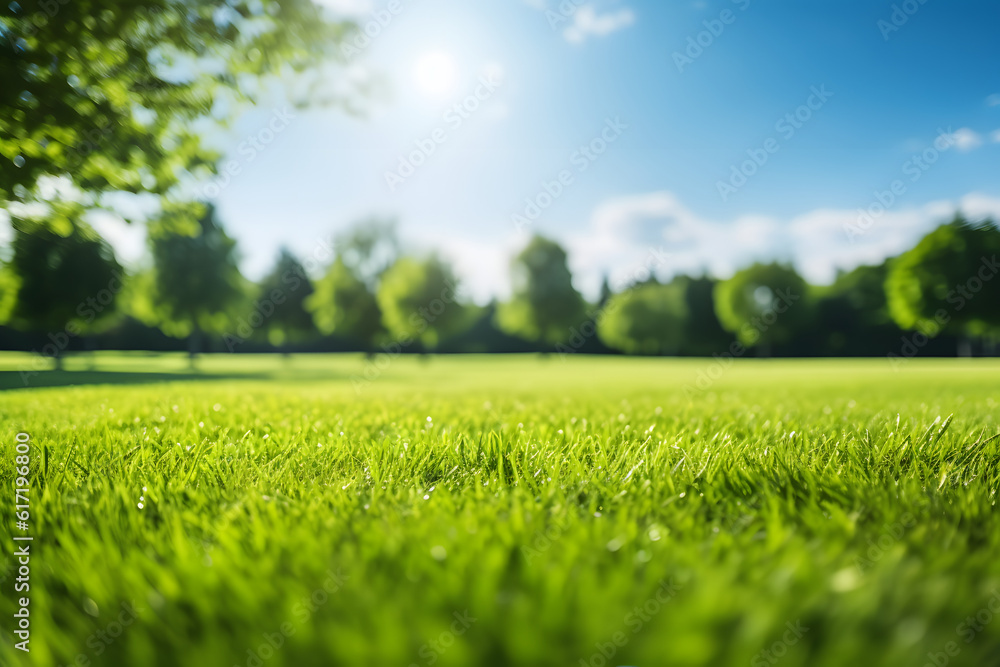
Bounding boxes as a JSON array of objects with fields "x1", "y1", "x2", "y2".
[
  {"x1": 1, "y1": 204, "x2": 998, "y2": 365},
  {"x1": 3, "y1": 3, "x2": 997, "y2": 363}
]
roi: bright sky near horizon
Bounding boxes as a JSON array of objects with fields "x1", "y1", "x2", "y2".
[{"x1": 91, "y1": 0, "x2": 1000, "y2": 303}]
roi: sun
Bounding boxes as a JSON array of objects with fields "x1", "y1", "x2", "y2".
[{"x1": 413, "y1": 51, "x2": 458, "y2": 97}]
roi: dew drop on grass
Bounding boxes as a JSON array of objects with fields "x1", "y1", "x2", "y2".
[{"x1": 83, "y1": 598, "x2": 99, "y2": 617}]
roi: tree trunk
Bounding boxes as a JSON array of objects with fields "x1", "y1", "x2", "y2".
[
  {"x1": 85, "y1": 335, "x2": 97, "y2": 370},
  {"x1": 281, "y1": 327, "x2": 292, "y2": 360},
  {"x1": 957, "y1": 338, "x2": 972, "y2": 358},
  {"x1": 188, "y1": 326, "x2": 201, "y2": 369}
]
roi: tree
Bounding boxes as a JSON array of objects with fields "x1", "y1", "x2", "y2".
[
  {"x1": 376, "y1": 255, "x2": 471, "y2": 350},
  {"x1": 306, "y1": 219, "x2": 398, "y2": 352},
  {"x1": 673, "y1": 275, "x2": 732, "y2": 356},
  {"x1": 0, "y1": 263, "x2": 19, "y2": 327},
  {"x1": 597, "y1": 282, "x2": 689, "y2": 355},
  {"x1": 333, "y1": 218, "x2": 400, "y2": 287},
  {"x1": 1, "y1": 0, "x2": 353, "y2": 205},
  {"x1": 597, "y1": 275, "x2": 613, "y2": 309},
  {"x1": 255, "y1": 248, "x2": 315, "y2": 351},
  {"x1": 714, "y1": 263, "x2": 810, "y2": 356},
  {"x1": 133, "y1": 202, "x2": 244, "y2": 361},
  {"x1": 6, "y1": 206, "x2": 123, "y2": 367},
  {"x1": 307, "y1": 257, "x2": 384, "y2": 352},
  {"x1": 496, "y1": 235, "x2": 588, "y2": 346},
  {"x1": 886, "y1": 216, "x2": 1000, "y2": 353},
  {"x1": 811, "y1": 262, "x2": 907, "y2": 356}
]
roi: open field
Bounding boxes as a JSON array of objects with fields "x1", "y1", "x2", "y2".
[{"x1": 1, "y1": 354, "x2": 999, "y2": 666}]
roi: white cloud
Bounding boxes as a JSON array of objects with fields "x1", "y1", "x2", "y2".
[
  {"x1": 436, "y1": 235, "x2": 518, "y2": 305},
  {"x1": 313, "y1": 0, "x2": 373, "y2": 17},
  {"x1": 991, "y1": 129, "x2": 1000, "y2": 144},
  {"x1": 89, "y1": 212, "x2": 148, "y2": 268},
  {"x1": 949, "y1": 127, "x2": 983, "y2": 152},
  {"x1": 987, "y1": 93, "x2": 1000, "y2": 107},
  {"x1": 564, "y1": 5, "x2": 635, "y2": 44},
  {"x1": 561, "y1": 191, "x2": 1000, "y2": 299}
]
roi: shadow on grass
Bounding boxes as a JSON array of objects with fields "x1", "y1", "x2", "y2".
[{"x1": 0, "y1": 369, "x2": 280, "y2": 391}]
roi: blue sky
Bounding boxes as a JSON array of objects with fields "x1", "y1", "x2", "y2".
[{"x1": 96, "y1": 0, "x2": 1000, "y2": 302}]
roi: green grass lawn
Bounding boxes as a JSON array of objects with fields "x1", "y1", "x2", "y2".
[{"x1": 1, "y1": 353, "x2": 999, "y2": 666}]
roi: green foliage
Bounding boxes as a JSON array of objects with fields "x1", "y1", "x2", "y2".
[
  {"x1": 307, "y1": 257, "x2": 383, "y2": 348},
  {"x1": 257, "y1": 248, "x2": 315, "y2": 347},
  {"x1": 598, "y1": 282, "x2": 689, "y2": 354},
  {"x1": 673, "y1": 275, "x2": 732, "y2": 356},
  {"x1": 0, "y1": 264, "x2": 18, "y2": 325},
  {"x1": 137, "y1": 202, "x2": 244, "y2": 341},
  {"x1": 828, "y1": 263, "x2": 893, "y2": 327},
  {"x1": 334, "y1": 218, "x2": 400, "y2": 288},
  {"x1": 0, "y1": 0, "x2": 352, "y2": 203},
  {"x1": 306, "y1": 219, "x2": 399, "y2": 349},
  {"x1": 714, "y1": 262, "x2": 811, "y2": 348},
  {"x1": 1, "y1": 354, "x2": 999, "y2": 666},
  {"x1": 376, "y1": 255, "x2": 470, "y2": 349},
  {"x1": 497, "y1": 235, "x2": 588, "y2": 345},
  {"x1": 812, "y1": 262, "x2": 902, "y2": 355},
  {"x1": 886, "y1": 217, "x2": 1000, "y2": 337},
  {"x1": 7, "y1": 207, "x2": 122, "y2": 336}
]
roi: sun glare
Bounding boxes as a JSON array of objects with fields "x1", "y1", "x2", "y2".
[{"x1": 413, "y1": 51, "x2": 458, "y2": 97}]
